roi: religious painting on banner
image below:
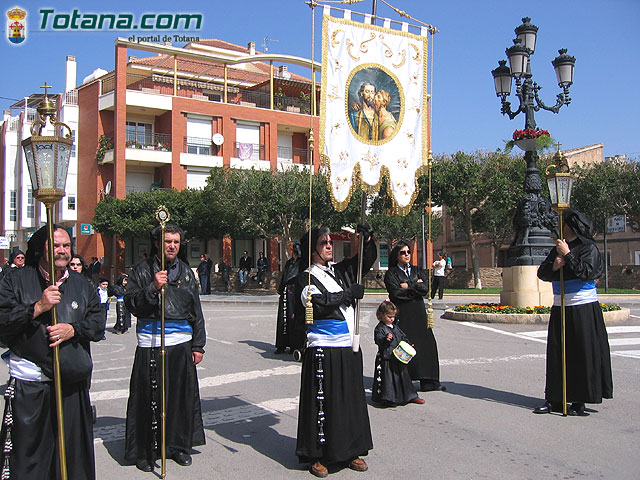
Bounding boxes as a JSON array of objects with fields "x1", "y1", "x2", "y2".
[{"x1": 319, "y1": 9, "x2": 430, "y2": 215}]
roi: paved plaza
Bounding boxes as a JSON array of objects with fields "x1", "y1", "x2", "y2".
[{"x1": 2, "y1": 294, "x2": 639, "y2": 479}]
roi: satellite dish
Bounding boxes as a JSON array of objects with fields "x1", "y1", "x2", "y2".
[
  {"x1": 104, "y1": 181, "x2": 112, "y2": 196},
  {"x1": 212, "y1": 133, "x2": 225, "y2": 146}
]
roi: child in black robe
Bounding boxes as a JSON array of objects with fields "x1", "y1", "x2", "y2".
[{"x1": 372, "y1": 300, "x2": 424, "y2": 406}]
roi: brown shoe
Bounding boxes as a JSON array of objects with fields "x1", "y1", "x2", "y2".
[
  {"x1": 349, "y1": 457, "x2": 368, "y2": 472},
  {"x1": 309, "y1": 461, "x2": 328, "y2": 478}
]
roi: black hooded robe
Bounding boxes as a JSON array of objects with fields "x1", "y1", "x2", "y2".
[
  {"x1": 537, "y1": 216, "x2": 613, "y2": 404},
  {"x1": 0, "y1": 254, "x2": 105, "y2": 479}
]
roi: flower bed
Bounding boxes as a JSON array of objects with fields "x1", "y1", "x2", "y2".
[{"x1": 454, "y1": 303, "x2": 620, "y2": 314}]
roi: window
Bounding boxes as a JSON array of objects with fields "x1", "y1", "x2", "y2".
[
  {"x1": 126, "y1": 121, "x2": 153, "y2": 147},
  {"x1": 27, "y1": 189, "x2": 34, "y2": 218},
  {"x1": 9, "y1": 191, "x2": 16, "y2": 221},
  {"x1": 71, "y1": 130, "x2": 76, "y2": 156},
  {"x1": 235, "y1": 123, "x2": 260, "y2": 160},
  {"x1": 67, "y1": 196, "x2": 76, "y2": 211},
  {"x1": 186, "y1": 117, "x2": 212, "y2": 155}
]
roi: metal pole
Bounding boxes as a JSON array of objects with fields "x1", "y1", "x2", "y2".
[
  {"x1": 559, "y1": 213, "x2": 567, "y2": 416},
  {"x1": 421, "y1": 211, "x2": 426, "y2": 270},
  {"x1": 353, "y1": 193, "x2": 366, "y2": 352},
  {"x1": 603, "y1": 221, "x2": 609, "y2": 293},
  {"x1": 47, "y1": 206, "x2": 68, "y2": 480},
  {"x1": 155, "y1": 206, "x2": 170, "y2": 478}
]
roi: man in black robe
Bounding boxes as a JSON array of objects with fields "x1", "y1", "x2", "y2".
[
  {"x1": 294, "y1": 225, "x2": 375, "y2": 478},
  {"x1": 534, "y1": 209, "x2": 613, "y2": 416},
  {"x1": 275, "y1": 242, "x2": 301, "y2": 354},
  {"x1": 124, "y1": 224, "x2": 206, "y2": 472},
  {"x1": 0, "y1": 224, "x2": 105, "y2": 479}
]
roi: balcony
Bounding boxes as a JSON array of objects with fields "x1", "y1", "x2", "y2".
[
  {"x1": 277, "y1": 146, "x2": 311, "y2": 164},
  {"x1": 180, "y1": 136, "x2": 223, "y2": 168},
  {"x1": 98, "y1": 132, "x2": 172, "y2": 166}
]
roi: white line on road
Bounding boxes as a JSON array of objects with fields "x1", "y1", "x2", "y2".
[
  {"x1": 207, "y1": 336, "x2": 233, "y2": 345},
  {"x1": 94, "y1": 396, "x2": 300, "y2": 444},
  {"x1": 440, "y1": 354, "x2": 545, "y2": 365},
  {"x1": 609, "y1": 338, "x2": 640, "y2": 346},
  {"x1": 612, "y1": 350, "x2": 640, "y2": 359},
  {"x1": 459, "y1": 322, "x2": 547, "y2": 344},
  {"x1": 90, "y1": 365, "x2": 301, "y2": 402}
]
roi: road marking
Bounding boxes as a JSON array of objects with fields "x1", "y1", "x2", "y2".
[
  {"x1": 94, "y1": 396, "x2": 299, "y2": 445},
  {"x1": 90, "y1": 365, "x2": 300, "y2": 402},
  {"x1": 459, "y1": 322, "x2": 547, "y2": 344},
  {"x1": 207, "y1": 336, "x2": 233, "y2": 345},
  {"x1": 612, "y1": 350, "x2": 640, "y2": 359},
  {"x1": 440, "y1": 354, "x2": 545, "y2": 365},
  {"x1": 609, "y1": 338, "x2": 640, "y2": 346},
  {"x1": 607, "y1": 326, "x2": 640, "y2": 333}
]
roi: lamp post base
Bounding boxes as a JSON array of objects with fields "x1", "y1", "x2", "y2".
[{"x1": 500, "y1": 265, "x2": 553, "y2": 307}]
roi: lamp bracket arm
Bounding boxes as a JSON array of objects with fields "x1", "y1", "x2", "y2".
[
  {"x1": 500, "y1": 97, "x2": 522, "y2": 120},
  {"x1": 534, "y1": 89, "x2": 566, "y2": 114}
]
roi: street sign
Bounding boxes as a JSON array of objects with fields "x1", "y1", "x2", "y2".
[
  {"x1": 80, "y1": 224, "x2": 93, "y2": 235},
  {"x1": 607, "y1": 215, "x2": 625, "y2": 233},
  {"x1": 0, "y1": 236, "x2": 9, "y2": 249}
]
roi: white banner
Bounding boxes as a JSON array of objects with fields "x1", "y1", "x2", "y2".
[{"x1": 319, "y1": 12, "x2": 429, "y2": 215}]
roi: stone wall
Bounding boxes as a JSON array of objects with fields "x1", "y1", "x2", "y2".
[{"x1": 596, "y1": 265, "x2": 640, "y2": 290}]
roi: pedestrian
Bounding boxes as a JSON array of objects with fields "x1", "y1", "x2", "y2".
[
  {"x1": 372, "y1": 300, "x2": 424, "y2": 406},
  {"x1": 218, "y1": 258, "x2": 230, "y2": 292},
  {"x1": 534, "y1": 209, "x2": 613, "y2": 416},
  {"x1": 110, "y1": 274, "x2": 131, "y2": 334},
  {"x1": 384, "y1": 240, "x2": 444, "y2": 392},
  {"x1": 97, "y1": 277, "x2": 111, "y2": 326},
  {"x1": 294, "y1": 224, "x2": 376, "y2": 478},
  {"x1": 124, "y1": 223, "x2": 206, "y2": 472},
  {"x1": 89, "y1": 257, "x2": 102, "y2": 285},
  {"x1": 205, "y1": 254, "x2": 213, "y2": 294},
  {"x1": 69, "y1": 253, "x2": 91, "y2": 283},
  {"x1": 275, "y1": 242, "x2": 301, "y2": 354},
  {"x1": 256, "y1": 251, "x2": 268, "y2": 285},
  {"x1": 0, "y1": 249, "x2": 25, "y2": 281},
  {"x1": 431, "y1": 251, "x2": 446, "y2": 300},
  {"x1": 238, "y1": 250, "x2": 252, "y2": 286},
  {"x1": 197, "y1": 254, "x2": 210, "y2": 295},
  {"x1": 0, "y1": 224, "x2": 105, "y2": 479}
]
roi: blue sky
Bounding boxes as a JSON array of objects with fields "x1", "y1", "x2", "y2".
[{"x1": 3, "y1": 0, "x2": 638, "y2": 159}]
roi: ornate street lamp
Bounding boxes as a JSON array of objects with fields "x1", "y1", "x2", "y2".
[
  {"x1": 545, "y1": 148, "x2": 574, "y2": 416},
  {"x1": 491, "y1": 17, "x2": 576, "y2": 268},
  {"x1": 21, "y1": 83, "x2": 72, "y2": 480}
]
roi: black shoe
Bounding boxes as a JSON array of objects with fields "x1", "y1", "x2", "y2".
[
  {"x1": 275, "y1": 347, "x2": 285, "y2": 354},
  {"x1": 136, "y1": 459, "x2": 153, "y2": 472},
  {"x1": 91, "y1": 405, "x2": 97, "y2": 424},
  {"x1": 533, "y1": 401, "x2": 563, "y2": 414},
  {"x1": 170, "y1": 449, "x2": 192, "y2": 466},
  {"x1": 568, "y1": 402, "x2": 589, "y2": 417},
  {"x1": 419, "y1": 380, "x2": 443, "y2": 392}
]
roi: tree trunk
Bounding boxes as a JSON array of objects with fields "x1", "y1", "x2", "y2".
[{"x1": 463, "y1": 217, "x2": 482, "y2": 289}]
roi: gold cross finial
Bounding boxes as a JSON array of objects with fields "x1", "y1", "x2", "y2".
[{"x1": 40, "y1": 82, "x2": 52, "y2": 97}]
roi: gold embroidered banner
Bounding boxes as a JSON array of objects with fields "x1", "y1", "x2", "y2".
[{"x1": 319, "y1": 10, "x2": 429, "y2": 215}]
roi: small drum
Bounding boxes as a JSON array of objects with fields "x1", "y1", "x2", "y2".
[{"x1": 393, "y1": 341, "x2": 416, "y2": 364}]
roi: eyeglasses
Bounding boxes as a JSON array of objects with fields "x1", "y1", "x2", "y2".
[
  {"x1": 319, "y1": 240, "x2": 334, "y2": 246},
  {"x1": 399, "y1": 250, "x2": 411, "y2": 255},
  {"x1": 14, "y1": 256, "x2": 25, "y2": 259}
]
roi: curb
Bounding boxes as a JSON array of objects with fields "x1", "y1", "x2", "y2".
[{"x1": 441, "y1": 308, "x2": 631, "y2": 325}]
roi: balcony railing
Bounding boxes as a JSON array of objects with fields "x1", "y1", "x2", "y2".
[
  {"x1": 233, "y1": 142, "x2": 265, "y2": 161},
  {"x1": 183, "y1": 136, "x2": 220, "y2": 156},
  {"x1": 277, "y1": 146, "x2": 311, "y2": 164},
  {"x1": 63, "y1": 90, "x2": 78, "y2": 105},
  {"x1": 119, "y1": 72, "x2": 320, "y2": 115},
  {"x1": 125, "y1": 132, "x2": 171, "y2": 151}
]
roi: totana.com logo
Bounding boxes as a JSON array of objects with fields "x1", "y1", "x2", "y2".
[{"x1": 7, "y1": 6, "x2": 27, "y2": 45}]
